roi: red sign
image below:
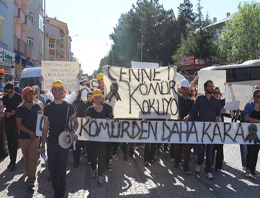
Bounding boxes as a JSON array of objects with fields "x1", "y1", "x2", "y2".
[{"x1": 180, "y1": 56, "x2": 195, "y2": 66}]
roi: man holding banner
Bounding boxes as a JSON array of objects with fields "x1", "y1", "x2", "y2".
[
  {"x1": 40, "y1": 80, "x2": 79, "y2": 198},
  {"x1": 184, "y1": 80, "x2": 221, "y2": 180}
]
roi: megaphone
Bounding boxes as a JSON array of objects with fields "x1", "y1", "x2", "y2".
[{"x1": 58, "y1": 131, "x2": 78, "y2": 150}]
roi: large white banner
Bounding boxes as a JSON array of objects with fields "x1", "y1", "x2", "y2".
[
  {"x1": 225, "y1": 84, "x2": 253, "y2": 110},
  {"x1": 75, "y1": 118, "x2": 259, "y2": 144},
  {"x1": 41, "y1": 61, "x2": 79, "y2": 91},
  {"x1": 198, "y1": 70, "x2": 226, "y2": 93},
  {"x1": 103, "y1": 66, "x2": 179, "y2": 119},
  {"x1": 35, "y1": 117, "x2": 260, "y2": 144}
]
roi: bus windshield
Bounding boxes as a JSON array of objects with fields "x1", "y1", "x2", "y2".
[{"x1": 19, "y1": 77, "x2": 41, "y2": 92}]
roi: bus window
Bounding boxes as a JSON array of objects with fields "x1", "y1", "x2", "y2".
[
  {"x1": 251, "y1": 67, "x2": 260, "y2": 80},
  {"x1": 234, "y1": 68, "x2": 250, "y2": 81}
]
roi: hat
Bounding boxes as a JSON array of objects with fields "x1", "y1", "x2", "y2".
[
  {"x1": 22, "y1": 86, "x2": 35, "y2": 99},
  {"x1": 180, "y1": 79, "x2": 190, "y2": 88},
  {"x1": 96, "y1": 73, "x2": 104, "y2": 82},
  {"x1": 50, "y1": 80, "x2": 65, "y2": 93},
  {"x1": 92, "y1": 89, "x2": 103, "y2": 98}
]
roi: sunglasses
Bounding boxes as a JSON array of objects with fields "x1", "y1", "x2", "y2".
[
  {"x1": 255, "y1": 95, "x2": 260, "y2": 98},
  {"x1": 5, "y1": 91, "x2": 13, "y2": 94},
  {"x1": 191, "y1": 90, "x2": 195, "y2": 92},
  {"x1": 214, "y1": 92, "x2": 220, "y2": 94}
]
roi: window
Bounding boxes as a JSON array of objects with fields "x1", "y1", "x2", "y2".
[
  {"x1": 226, "y1": 68, "x2": 250, "y2": 82},
  {"x1": 49, "y1": 41, "x2": 55, "y2": 49},
  {"x1": 27, "y1": 36, "x2": 33, "y2": 47},
  {"x1": 39, "y1": 15, "x2": 43, "y2": 32},
  {"x1": 49, "y1": 55, "x2": 55, "y2": 61},
  {"x1": 250, "y1": 67, "x2": 260, "y2": 80},
  {"x1": 27, "y1": 12, "x2": 34, "y2": 23}
]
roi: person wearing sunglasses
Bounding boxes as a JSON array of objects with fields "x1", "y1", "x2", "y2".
[
  {"x1": 32, "y1": 86, "x2": 44, "y2": 110},
  {"x1": 243, "y1": 89, "x2": 260, "y2": 178},
  {"x1": 2, "y1": 82, "x2": 22, "y2": 171}
]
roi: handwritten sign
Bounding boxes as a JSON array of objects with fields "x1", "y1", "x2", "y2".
[
  {"x1": 198, "y1": 70, "x2": 226, "y2": 93},
  {"x1": 41, "y1": 61, "x2": 79, "y2": 91},
  {"x1": 75, "y1": 118, "x2": 259, "y2": 144},
  {"x1": 103, "y1": 66, "x2": 179, "y2": 119},
  {"x1": 225, "y1": 84, "x2": 253, "y2": 110},
  {"x1": 90, "y1": 79, "x2": 98, "y2": 89},
  {"x1": 36, "y1": 114, "x2": 44, "y2": 137}
]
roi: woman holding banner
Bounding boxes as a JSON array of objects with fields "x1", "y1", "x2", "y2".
[{"x1": 85, "y1": 89, "x2": 110, "y2": 187}]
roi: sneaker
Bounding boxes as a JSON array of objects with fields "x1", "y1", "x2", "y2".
[
  {"x1": 242, "y1": 167, "x2": 247, "y2": 171},
  {"x1": 250, "y1": 172, "x2": 260, "y2": 178},
  {"x1": 170, "y1": 158, "x2": 174, "y2": 162},
  {"x1": 109, "y1": 159, "x2": 112, "y2": 165},
  {"x1": 106, "y1": 165, "x2": 112, "y2": 172},
  {"x1": 144, "y1": 161, "x2": 150, "y2": 167},
  {"x1": 98, "y1": 178, "x2": 103, "y2": 187},
  {"x1": 28, "y1": 182, "x2": 35, "y2": 189},
  {"x1": 92, "y1": 171, "x2": 97, "y2": 179},
  {"x1": 112, "y1": 155, "x2": 117, "y2": 161},
  {"x1": 245, "y1": 170, "x2": 250, "y2": 178},
  {"x1": 183, "y1": 169, "x2": 192, "y2": 174},
  {"x1": 195, "y1": 165, "x2": 200, "y2": 173},
  {"x1": 205, "y1": 173, "x2": 214, "y2": 180}
]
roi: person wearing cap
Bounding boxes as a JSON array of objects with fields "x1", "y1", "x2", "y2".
[
  {"x1": 97, "y1": 73, "x2": 104, "y2": 93},
  {"x1": 172, "y1": 79, "x2": 194, "y2": 174},
  {"x1": 243, "y1": 89, "x2": 260, "y2": 178},
  {"x1": 40, "y1": 80, "x2": 79, "y2": 198},
  {"x1": 15, "y1": 87, "x2": 42, "y2": 188},
  {"x1": 2, "y1": 82, "x2": 22, "y2": 171},
  {"x1": 85, "y1": 89, "x2": 110, "y2": 187},
  {"x1": 184, "y1": 80, "x2": 221, "y2": 180}
]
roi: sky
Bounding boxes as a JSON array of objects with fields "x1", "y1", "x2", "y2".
[{"x1": 46, "y1": 0, "x2": 252, "y2": 75}]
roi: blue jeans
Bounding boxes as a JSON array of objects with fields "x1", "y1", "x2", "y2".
[
  {"x1": 193, "y1": 144, "x2": 205, "y2": 166},
  {"x1": 240, "y1": 145, "x2": 247, "y2": 168},
  {"x1": 47, "y1": 143, "x2": 69, "y2": 198}
]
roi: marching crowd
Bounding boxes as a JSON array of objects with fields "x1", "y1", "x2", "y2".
[{"x1": 0, "y1": 73, "x2": 259, "y2": 198}]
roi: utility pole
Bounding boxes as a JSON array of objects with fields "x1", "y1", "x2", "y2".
[{"x1": 43, "y1": 0, "x2": 46, "y2": 60}]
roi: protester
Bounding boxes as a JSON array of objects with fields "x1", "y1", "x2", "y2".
[
  {"x1": 189, "y1": 76, "x2": 199, "y2": 100},
  {"x1": 32, "y1": 85, "x2": 44, "y2": 110},
  {"x1": 32, "y1": 85, "x2": 46, "y2": 108},
  {"x1": 174, "y1": 79, "x2": 194, "y2": 174},
  {"x1": 2, "y1": 82, "x2": 22, "y2": 171},
  {"x1": 16, "y1": 87, "x2": 41, "y2": 189},
  {"x1": 85, "y1": 89, "x2": 110, "y2": 187},
  {"x1": 40, "y1": 80, "x2": 79, "y2": 198},
  {"x1": 184, "y1": 80, "x2": 221, "y2": 179},
  {"x1": 244, "y1": 89, "x2": 260, "y2": 178}
]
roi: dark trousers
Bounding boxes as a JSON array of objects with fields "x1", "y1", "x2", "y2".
[
  {"x1": 73, "y1": 141, "x2": 84, "y2": 165},
  {"x1": 112, "y1": 142, "x2": 119, "y2": 156},
  {"x1": 205, "y1": 144, "x2": 215, "y2": 173},
  {"x1": 213, "y1": 144, "x2": 224, "y2": 170},
  {"x1": 47, "y1": 144, "x2": 69, "y2": 198},
  {"x1": 246, "y1": 144, "x2": 260, "y2": 172},
  {"x1": 193, "y1": 144, "x2": 206, "y2": 166},
  {"x1": 5, "y1": 124, "x2": 18, "y2": 165},
  {"x1": 144, "y1": 143, "x2": 156, "y2": 162},
  {"x1": 122, "y1": 143, "x2": 134, "y2": 157},
  {"x1": 88, "y1": 141, "x2": 106, "y2": 177},
  {"x1": 174, "y1": 144, "x2": 191, "y2": 170},
  {"x1": 105, "y1": 142, "x2": 112, "y2": 165}
]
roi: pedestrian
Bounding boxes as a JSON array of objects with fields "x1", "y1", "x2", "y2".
[
  {"x1": 2, "y1": 82, "x2": 22, "y2": 171},
  {"x1": 174, "y1": 79, "x2": 194, "y2": 174},
  {"x1": 40, "y1": 80, "x2": 79, "y2": 198},
  {"x1": 184, "y1": 80, "x2": 221, "y2": 180},
  {"x1": 85, "y1": 89, "x2": 110, "y2": 187},
  {"x1": 32, "y1": 85, "x2": 46, "y2": 108},
  {"x1": 244, "y1": 89, "x2": 260, "y2": 178},
  {"x1": 16, "y1": 87, "x2": 42, "y2": 189},
  {"x1": 32, "y1": 85, "x2": 44, "y2": 110}
]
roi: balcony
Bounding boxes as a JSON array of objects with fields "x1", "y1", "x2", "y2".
[
  {"x1": 14, "y1": 36, "x2": 32, "y2": 58},
  {"x1": 0, "y1": 41, "x2": 8, "y2": 50},
  {"x1": 0, "y1": 0, "x2": 8, "y2": 20},
  {"x1": 22, "y1": 15, "x2": 32, "y2": 30},
  {"x1": 14, "y1": 7, "x2": 25, "y2": 23}
]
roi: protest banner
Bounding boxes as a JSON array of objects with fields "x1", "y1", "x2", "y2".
[
  {"x1": 90, "y1": 79, "x2": 98, "y2": 89},
  {"x1": 36, "y1": 114, "x2": 43, "y2": 137},
  {"x1": 198, "y1": 70, "x2": 226, "y2": 93},
  {"x1": 225, "y1": 84, "x2": 253, "y2": 110},
  {"x1": 41, "y1": 61, "x2": 79, "y2": 91},
  {"x1": 131, "y1": 61, "x2": 159, "y2": 69},
  {"x1": 103, "y1": 66, "x2": 179, "y2": 119},
  {"x1": 75, "y1": 118, "x2": 260, "y2": 144}
]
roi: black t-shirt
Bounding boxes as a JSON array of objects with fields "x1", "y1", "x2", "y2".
[
  {"x1": 250, "y1": 109, "x2": 260, "y2": 120},
  {"x1": 2, "y1": 93, "x2": 22, "y2": 125},
  {"x1": 44, "y1": 101, "x2": 75, "y2": 144},
  {"x1": 15, "y1": 103, "x2": 41, "y2": 139},
  {"x1": 86, "y1": 105, "x2": 109, "y2": 119},
  {"x1": 73, "y1": 100, "x2": 93, "y2": 118}
]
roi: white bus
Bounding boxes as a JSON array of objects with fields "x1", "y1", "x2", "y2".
[
  {"x1": 19, "y1": 67, "x2": 41, "y2": 92},
  {"x1": 200, "y1": 59, "x2": 260, "y2": 87}
]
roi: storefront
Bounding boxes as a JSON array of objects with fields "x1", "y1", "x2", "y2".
[{"x1": 0, "y1": 47, "x2": 15, "y2": 83}]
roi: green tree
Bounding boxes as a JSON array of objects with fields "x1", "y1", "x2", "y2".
[{"x1": 218, "y1": 2, "x2": 260, "y2": 64}]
